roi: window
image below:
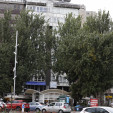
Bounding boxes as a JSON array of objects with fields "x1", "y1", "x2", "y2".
[
  {"x1": 33, "y1": 6, "x2": 35, "y2": 11},
  {"x1": 55, "y1": 103, "x2": 62, "y2": 106},
  {"x1": 33, "y1": 102, "x2": 37, "y2": 105},
  {"x1": 96, "y1": 108, "x2": 109, "y2": 113},
  {"x1": 36, "y1": 103, "x2": 39, "y2": 105},
  {"x1": 40, "y1": 7, "x2": 43, "y2": 12},
  {"x1": 29, "y1": 102, "x2": 34, "y2": 105},
  {"x1": 37, "y1": 7, "x2": 39, "y2": 12},
  {"x1": 49, "y1": 103, "x2": 55, "y2": 106},
  {"x1": 43, "y1": 7, "x2": 47, "y2": 12},
  {"x1": 85, "y1": 108, "x2": 96, "y2": 113},
  {"x1": 12, "y1": 101, "x2": 19, "y2": 103},
  {"x1": 51, "y1": 75, "x2": 56, "y2": 81},
  {"x1": 40, "y1": 7, "x2": 48, "y2": 13},
  {"x1": 59, "y1": 76, "x2": 63, "y2": 82},
  {"x1": 29, "y1": 6, "x2": 33, "y2": 10}
]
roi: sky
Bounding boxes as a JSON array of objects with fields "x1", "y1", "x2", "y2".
[{"x1": 71, "y1": 0, "x2": 113, "y2": 19}]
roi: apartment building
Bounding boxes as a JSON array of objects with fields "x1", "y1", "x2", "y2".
[
  {"x1": 86, "y1": 11, "x2": 97, "y2": 18},
  {"x1": 0, "y1": 0, "x2": 86, "y2": 103},
  {"x1": 24, "y1": 0, "x2": 86, "y2": 103},
  {"x1": 26, "y1": 0, "x2": 86, "y2": 27},
  {"x1": 0, "y1": 0, "x2": 25, "y2": 18}
]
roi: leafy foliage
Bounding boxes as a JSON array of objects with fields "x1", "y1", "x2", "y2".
[
  {"x1": 15, "y1": 10, "x2": 55, "y2": 93},
  {"x1": 0, "y1": 11, "x2": 15, "y2": 96},
  {"x1": 54, "y1": 11, "x2": 113, "y2": 101},
  {"x1": 0, "y1": 10, "x2": 56, "y2": 95},
  {"x1": 84, "y1": 10, "x2": 112, "y2": 34}
]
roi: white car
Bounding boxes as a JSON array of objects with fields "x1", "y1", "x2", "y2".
[
  {"x1": 42, "y1": 102, "x2": 71, "y2": 113},
  {"x1": 0, "y1": 101, "x2": 6, "y2": 110},
  {"x1": 80, "y1": 106, "x2": 113, "y2": 113},
  {"x1": 29, "y1": 102, "x2": 45, "y2": 112}
]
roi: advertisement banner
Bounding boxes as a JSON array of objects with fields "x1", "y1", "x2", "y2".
[
  {"x1": 90, "y1": 98, "x2": 98, "y2": 107},
  {"x1": 50, "y1": 81, "x2": 57, "y2": 88}
]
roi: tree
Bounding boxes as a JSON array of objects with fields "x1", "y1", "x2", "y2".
[
  {"x1": 0, "y1": 11, "x2": 15, "y2": 96},
  {"x1": 15, "y1": 10, "x2": 56, "y2": 93},
  {"x1": 84, "y1": 10, "x2": 112, "y2": 34},
  {"x1": 71, "y1": 33, "x2": 113, "y2": 101},
  {"x1": 0, "y1": 10, "x2": 56, "y2": 95},
  {"x1": 54, "y1": 11, "x2": 113, "y2": 102}
]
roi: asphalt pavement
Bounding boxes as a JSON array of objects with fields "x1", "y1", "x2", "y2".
[
  {"x1": 8, "y1": 111, "x2": 80, "y2": 113},
  {"x1": 71, "y1": 111, "x2": 80, "y2": 113}
]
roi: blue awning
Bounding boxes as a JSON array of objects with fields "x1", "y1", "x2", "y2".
[{"x1": 26, "y1": 81, "x2": 46, "y2": 86}]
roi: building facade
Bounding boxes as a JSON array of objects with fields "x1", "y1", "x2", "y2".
[
  {"x1": 0, "y1": 0, "x2": 25, "y2": 18},
  {"x1": 26, "y1": 0, "x2": 85, "y2": 27},
  {"x1": 24, "y1": 0, "x2": 86, "y2": 103},
  {"x1": 0, "y1": 0, "x2": 86, "y2": 103},
  {"x1": 86, "y1": 11, "x2": 97, "y2": 18},
  {"x1": 24, "y1": 0, "x2": 86, "y2": 102}
]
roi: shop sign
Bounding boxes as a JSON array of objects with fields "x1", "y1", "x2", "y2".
[
  {"x1": 105, "y1": 96, "x2": 112, "y2": 99},
  {"x1": 90, "y1": 98, "x2": 98, "y2": 107},
  {"x1": 50, "y1": 81, "x2": 57, "y2": 88}
]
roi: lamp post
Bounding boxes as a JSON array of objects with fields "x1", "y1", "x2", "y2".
[{"x1": 13, "y1": 31, "x2": 18, "y2": 99}]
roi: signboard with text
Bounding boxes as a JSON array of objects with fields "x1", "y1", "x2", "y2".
[
  {"x1": 66, "y1": 96, "x2": 69, "y2": 103},
  {"x1": 90, "y1": 98, "x2": 98, "y2": 107},
  {"x1": 50, "y1": 81, "x2": 57, "y2": 88}
]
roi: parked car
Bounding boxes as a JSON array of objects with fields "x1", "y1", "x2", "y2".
[
  {"x1": 75, "y1": 105, "x2": 84, "y2": 111},
  {"x1": 0, "y1": 101, "x2": 6, "y2": 111},
  {"x1": 80, "y1": 106, "x2": 113, "y2": 113},
  {"x1": 0, "y1": 101, "x2": 6, "y2": 108},
  {"x1": 29, "y1": 101, "x2": 45, "y2": 112},
  {"x1": 6, "y1": 100, "x2": 30, "y2": 112},
  {"x1": 42, "y1": 102, "x2": 71, "y2": 113}
]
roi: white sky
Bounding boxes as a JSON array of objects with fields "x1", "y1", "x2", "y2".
[{"x1": 71, "y1": 0, "x2": 113, "y2": 19}]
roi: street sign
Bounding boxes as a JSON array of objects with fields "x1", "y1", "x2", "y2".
[{"x1": 90, "y1": 98, "x2": 98, "y2": 107}]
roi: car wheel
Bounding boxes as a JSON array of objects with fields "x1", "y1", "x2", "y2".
[
  {"x1": 42, "y1": 109, "x2": 46, "y2": 113},
  {"x1": 16, "y1": 106, "x2": 21, "y2": 111},
  {"x1": 5, "y1": 108, "x2": 10, "y2": 112},
  {"x1": 36, "y1": 108, "x2": 40, "y2": 112},
  {"x1": 58, "y1": 110, "x2": 63, "y2": 113}
]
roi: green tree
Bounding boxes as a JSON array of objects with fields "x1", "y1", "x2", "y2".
[
  {"x1": 0, "y1": 10, "x2": 56, "y2": 95},
  {"x1": 0, "y1": 11, "x2": 15, "y2": 96},
  {"x1": 15, "y1": 10, "x2": 56, "y2": 93},
  {"x1": 84, "y1": 10, "x2": 112, "y2": 34},
  {"x1": 55, "y1": 11, "x2": 113, "y2": 102}
]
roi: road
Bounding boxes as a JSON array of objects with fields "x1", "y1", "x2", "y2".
[{"x1": 8, "y1": 111, "x2": 80, "y2": 113}]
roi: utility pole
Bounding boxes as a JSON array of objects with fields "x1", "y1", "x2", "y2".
[{"x1": 13, "y1": 31, "x2": 18, "y2": 99}]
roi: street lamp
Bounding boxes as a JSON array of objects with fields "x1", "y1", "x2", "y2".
[{"x1": 13, "y1": 31, "x2": 18, "y2": 99}]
